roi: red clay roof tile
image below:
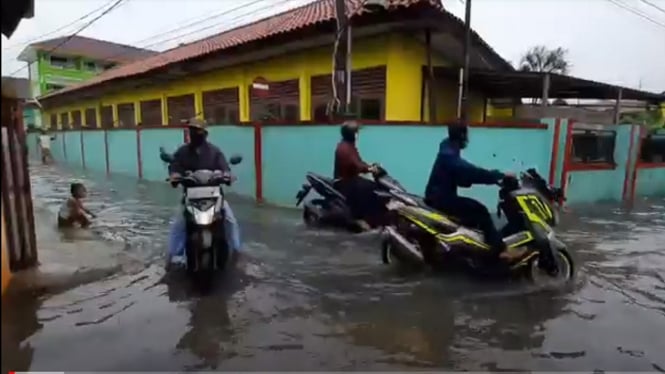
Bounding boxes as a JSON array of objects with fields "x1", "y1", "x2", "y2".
[{"x1": 42, "y1": 0, "x2": 508, "y2": 100}]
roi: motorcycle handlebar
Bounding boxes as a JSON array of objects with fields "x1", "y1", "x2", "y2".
[{"x1": 166, "y1": 172, "x2": 235, "y2": 186}]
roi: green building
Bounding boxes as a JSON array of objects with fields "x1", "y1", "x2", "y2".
[{"x1": 17, "y1": 35, "x2": 155, "y2": 128}]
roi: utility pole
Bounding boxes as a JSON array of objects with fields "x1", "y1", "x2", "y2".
[
  {"x1": 459, "y1": 0, "x2": 472, "y2": 124},
  {"x1": 334, "y1": 0, "x2": 349, "y2": 118}
]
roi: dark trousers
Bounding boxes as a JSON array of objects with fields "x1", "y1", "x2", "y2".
[
  {"x1": 429, "y1": 196, "x2": 505, "y2": 255},
  {"x1": 336, "y1": 177, "x2": 384, "y2": 226}
]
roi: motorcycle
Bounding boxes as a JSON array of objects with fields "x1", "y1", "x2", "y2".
[
  {"x1": 167, "y1": 154, "x2": 243, "y2": 288},
  {"x1": 380, "y1": 168, "x2": 574, "y2": 282},
  {"x1": 295, "y1": 165, "x2": 407, "y2": 232}
]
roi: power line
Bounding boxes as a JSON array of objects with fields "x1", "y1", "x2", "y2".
[
  {"x1": 8, "y1": 0, "x2": 129, "y2": 77},
  {"x1": 640, "y1": 0, "x2": 665, "y2": 14},
  {"x1": 2, "y1": 0, "x2": 119, "y2": 51},
  {"x1": 130, "y1": 0, "x2": 269, "y2": 48},
  {"x1": 606, "y1": 0, "x2": 665, "y2": 29},
  {"x1": 94, "y1": 0, "x2": 301, "y2": 63}
]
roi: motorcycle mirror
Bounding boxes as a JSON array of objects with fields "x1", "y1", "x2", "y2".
[{"x1": 229, "y1": 154, "x2": 243, "y2": 165}]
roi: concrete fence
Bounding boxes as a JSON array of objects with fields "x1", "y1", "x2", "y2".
[{"x1": 27, "y1": 119, "x2": 665, "y2": 210}]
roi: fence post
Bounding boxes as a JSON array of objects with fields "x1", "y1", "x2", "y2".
[
  {"x1": 80, "y1": 130, "x2": 86, "y2": 169},
  {"x1": 104, "y1": 129, "x2": 110, "y2": 176},
  {"x1": 559, "y1": 119, "x2": 575, "y2": 195},
  {"x1": 622, "y1": 124, "x2": 638, "y2": 202},
  {"x1": 548, "y1": 118, "x2": 561, "y2": 185},
  {"x1": 254, "y1": 122, "x2": 263, "y2": 203},
  {"x1": 136, "y1": 128, "x2": 143, "y2": 179},
  {"x1": 62, "y1": 131, "x2": 67, "y2": 162}
]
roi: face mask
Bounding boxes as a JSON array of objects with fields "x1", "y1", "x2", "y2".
[{"x1": 189, "y1": 130, "x2": 206, "y2": 146}]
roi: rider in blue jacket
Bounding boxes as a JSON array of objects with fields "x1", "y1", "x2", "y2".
[{"x1": 424, "y1": 124, "x2": 524, "y2": 261}]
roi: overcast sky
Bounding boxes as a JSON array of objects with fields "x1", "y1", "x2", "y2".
[{"x1": 2, "y1": 0, "x2": 664, "y2": 93}]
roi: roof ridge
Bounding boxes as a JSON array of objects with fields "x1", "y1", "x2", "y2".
[
  {"x1": 42, "y1": 0, "x2": 510, "y2": 100},
  {"x1": 31, "y1": 34, "x2": 157, "y2": 53},
  {"x1": 160, "y1": 0, "x2": 324, "y2": 54}
]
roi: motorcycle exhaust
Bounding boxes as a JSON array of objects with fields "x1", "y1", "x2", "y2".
[{"x1": 384, "y1": 226, "x2": 424, "y2": 264}]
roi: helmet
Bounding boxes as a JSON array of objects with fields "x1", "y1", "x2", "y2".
[
  {"x1": 448, "y1": 123, "x2": 469, "y2": 147},
  {"x1": 340, "y1": 120, "x2": 360, "y2": 142}
]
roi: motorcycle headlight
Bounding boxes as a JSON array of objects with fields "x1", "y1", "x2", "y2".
[{"x1": 189, "y1": 198, "x2": 216, "y2": 212}]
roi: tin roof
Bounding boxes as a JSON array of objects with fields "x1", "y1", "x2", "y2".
[
  {"x1": 18, "y1": 35, "x2": 157, "y2": 64},
  {"x1": 41, "y1": 0, "x2": 511, "y2": 101},
  {"x1": 1, "y1": 76, "x2": 31, "y2": 100},
  {"x1": 433, "y1": 67, "x2": 665, "y2": 102}
]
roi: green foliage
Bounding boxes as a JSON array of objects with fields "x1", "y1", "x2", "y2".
[{"x1": 620, "y1": 107, "x2": 664, "y2": 130}]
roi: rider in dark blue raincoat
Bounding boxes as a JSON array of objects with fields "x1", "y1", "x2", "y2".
[{"x1": 424, "y1": 124, "x2": 524, "y2": 261}]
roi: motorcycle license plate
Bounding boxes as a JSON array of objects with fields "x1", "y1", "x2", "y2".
[
  {"x1": 386, "y1": 200, "x2": 404, "y2": 210},
  {"x1": 187, "y1": 186, "x2": 221, "y2": 199}
]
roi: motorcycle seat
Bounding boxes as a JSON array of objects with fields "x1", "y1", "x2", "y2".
[{"x1": 308, "y1": 173, "x2": 346, "y2": 201}]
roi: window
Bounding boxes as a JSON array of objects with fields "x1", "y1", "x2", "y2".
[
  {"x1": 100, "y1": 105, "x2": 114, "y2": 128},
  {"x1": 60, "y1": 112, "x2": 70, "y2": 129},
  {"x1": 571, "y1": 129, "x2": 617, "y2": 164},
  {"x1": 139, "y1": 99, "x2": 162, "y2": 125},
  {"x1": 117, "y1": 103, "x2": 136, "y2": 127},
  {"x1": 250, "y1": 79, "x2": 299, "y2": 122},
  {"x1": 50, "y1": 56, "x2": 74, "y2": 69},
  {"x1": 640, "y1": 134, "x2": 665, "y2": 163},
  {"x1": 45, "y1": 83, "x2": 66, "y2": 92},
  {"x1": 71, "y1": 110, "x2": 82, "y2": 129},
  {"x1": 349, "y1": 97, "x2": 383, "y2": 121},
  {"x1": 202, "y1": 88, "x2": 239, "y2": 124},
  {"x1": 313, "y1": 103, "x2": 329, "y2": 122},
  {"x1": 49, "y1": 113, "x2": 57, "y2": 129},
  {"x1": 310, "y1": 66, "x2": 386, "y2": 121},
  {"x1": 85, "y1": 108, "x2": 97, "y2": 127},
  {"x1": 167, "y1": 94, "x2": 195, "y2": 126},
  {"x1": 84, "y1": 62, "x2": 97, "y2": 71},
  {"x1": 283, "y1": 104, "x2": 299, "y2": 122}
]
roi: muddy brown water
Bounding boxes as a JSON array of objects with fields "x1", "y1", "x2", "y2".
[{"x1": 2, "y1": 163, "x2": 664, "y2": 371}]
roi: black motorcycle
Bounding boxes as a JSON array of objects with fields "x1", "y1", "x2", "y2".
[
  {"x1": 166, "y1": 151, "x2": 242, "y2": 288},
  {"x1": 295, "y1": 165, "x2": 407, "y2": 233}
]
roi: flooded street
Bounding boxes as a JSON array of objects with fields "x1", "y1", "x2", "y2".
[{"x1": 2, "y1": 163, "x2": 664, "y2": 372}]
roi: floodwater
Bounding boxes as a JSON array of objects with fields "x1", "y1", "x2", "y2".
[{"x1": 2, "y1": 163, "x2": 664, "y2": 372}]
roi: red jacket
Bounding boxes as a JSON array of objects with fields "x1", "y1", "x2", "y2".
[{"x1": 334, "y1": 141, "x2": 369, "y2": 180}]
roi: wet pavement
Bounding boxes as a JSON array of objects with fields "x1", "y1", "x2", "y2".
[{"x1": 2, "y1": 163, "x2": 665, "y2": 371}]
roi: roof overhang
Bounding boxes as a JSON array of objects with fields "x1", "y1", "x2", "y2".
[
  {"x1": 40, "y1": 3, "x2": 514, "y2": 105},
  {"x1": 432, "y1": 67, "x2": 665, "y2": 103},
  {"x1": 1, "y1": 0, "x2": 34, "y2": 38}
]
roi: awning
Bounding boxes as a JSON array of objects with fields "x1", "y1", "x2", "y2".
[{"x1": 431, "y1": 67, "x2": 665, "y2": 103}]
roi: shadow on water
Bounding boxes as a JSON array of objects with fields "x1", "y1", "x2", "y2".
[{"x1": 2, "y1": 162, "x2": 664, "y2": 371}]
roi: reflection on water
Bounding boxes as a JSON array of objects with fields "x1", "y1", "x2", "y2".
[{"x1": 1, "y1": 163, "x2": 664, "y2": 372}]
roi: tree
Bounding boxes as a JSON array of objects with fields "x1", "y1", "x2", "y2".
[{"x1": 518, "y1": 46, "x2": 570, "y2": 74}]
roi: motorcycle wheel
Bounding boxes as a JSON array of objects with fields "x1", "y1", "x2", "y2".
[
  {"x1": 526, "y1": 248, "x2": 574, "y2": 283},
  {"x1": 303, "y1": 203, "x2": 321, "y2": 227},
  {"x1": 381, "y1": 237, "x2": 394, "y2": 264},
  {"x1": 194, "y1": 250, "x2": 215, "y2": 291},
  {"x1": 381, "y1": 235, "x2": 425, "y2": 267}
]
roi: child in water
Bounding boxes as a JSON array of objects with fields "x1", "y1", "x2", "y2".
[{"x1": 58, "y1": 182, "x2": 96, "y2": 228}]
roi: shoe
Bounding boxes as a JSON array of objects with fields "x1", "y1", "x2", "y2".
[{"x1": 499, "y1": 247, "x2": 528, "y2": 262}]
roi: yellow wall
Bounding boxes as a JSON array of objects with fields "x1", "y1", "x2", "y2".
[
  {"x1": 2, "y1": 210, "x2": 11, "y2": 295},
  {"x1": 44, "y1": 32, "x2": 490, "y2": 124}
]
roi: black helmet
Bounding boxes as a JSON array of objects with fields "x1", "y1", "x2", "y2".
[
  {"x1": 340, "y1": 120, "x2": 360, "y2": 142},
  {"x1": 448, "y1": 123, "x2": 469, "y2": 148}
]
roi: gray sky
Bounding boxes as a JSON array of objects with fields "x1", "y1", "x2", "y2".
[{"x1": 2, "y1": 0, "x2": 664, "y2": 93}]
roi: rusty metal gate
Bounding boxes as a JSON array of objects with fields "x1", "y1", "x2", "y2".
[{"x1": 1, "y1": 97, "x2": 37, "y2": 271}]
